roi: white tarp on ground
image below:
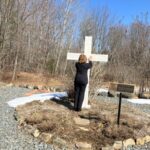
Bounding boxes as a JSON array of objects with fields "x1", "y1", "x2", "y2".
[
  {"x1": 7, "y1": 92, "x2": 68, "y2": 108},
  {"x1": 127, "y1": 99, "x2": 150, "y2": 104}
]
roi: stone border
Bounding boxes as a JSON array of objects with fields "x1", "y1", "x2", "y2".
[
  {"x1": 102, "y1": 136, "x2": 150, "y2": 150},
  {"x1": 21, "y1": 115, "x2": 150, "y2": 150},
  {"x1": 6, "y1": 83, "x2": 66, "y2": 92}
]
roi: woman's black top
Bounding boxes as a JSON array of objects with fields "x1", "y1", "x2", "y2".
[{"x1": 74, "y1": 61, "x2": 92, "y2": 85}]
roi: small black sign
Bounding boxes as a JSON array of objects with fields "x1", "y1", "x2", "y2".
[{"x1": 117, "y1": 84, "x2": 134, "y2": 93}]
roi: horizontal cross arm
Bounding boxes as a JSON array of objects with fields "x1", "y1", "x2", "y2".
[
  {"x1": 91, "y1": 54, "x2": 108, "y2": 62},
  {"x1": 67, "y1": 53, "x2": 80, "y2": 60},
  {"x1": 67, "y1": 52, "x2": 108, "y2": 62}
]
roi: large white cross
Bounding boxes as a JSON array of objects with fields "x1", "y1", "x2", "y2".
[{"x1": 67, "y1": 36, "x2": 108, "y2": 109}]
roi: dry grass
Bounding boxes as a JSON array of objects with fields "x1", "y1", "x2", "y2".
[
  {"x1": 15, "y1": 99, "x2": 150, "y2": 149},
  {"x1": 0, "y1": 71, "x2": 66, "y2": 87},
  {"x1": 37, "y1": 120, "x2": 56, "y2": 132},
  {"x1": 25, "y1": 111, "x2": 44, "y2": 124}
]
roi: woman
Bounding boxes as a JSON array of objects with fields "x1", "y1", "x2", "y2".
[{"x1": 74, "y1": 54, "x2": 92, "y2": 111}]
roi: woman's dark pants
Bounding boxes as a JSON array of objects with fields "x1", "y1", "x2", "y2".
[{"x1": 74, "y1": 82, "x2": 86, "y2": 111}]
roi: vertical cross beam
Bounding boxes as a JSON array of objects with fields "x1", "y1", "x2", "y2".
[{"x1": 82, "y1": 36, "x2": 92, "y2": 108}]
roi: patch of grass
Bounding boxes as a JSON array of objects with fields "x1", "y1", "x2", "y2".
[
  {"x1": 25, "y1": 111, "x2": 44, "y2": 124},
  {"x1": 15, "y1": 99, "x2": 150, "y2": 149},
  {"x1": 37, "y1": 120, "x2": 56, "y2": 132}
]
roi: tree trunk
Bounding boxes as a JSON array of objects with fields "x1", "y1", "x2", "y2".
[{"x1": 12, "y1": 54, "x2": 18, "y2": 81}]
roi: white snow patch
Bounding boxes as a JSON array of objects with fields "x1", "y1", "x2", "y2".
[
  {"x1": 7, "y1": 92, "x2": 68, "y2": 108},
  {"x1": 127, "y1": 98, "x2": 150, "y2": 104}
]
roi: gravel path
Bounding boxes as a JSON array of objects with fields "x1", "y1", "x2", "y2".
[
  {"x1": 0, "y1": 86, "x2": 150, "y2": 150},
  {"x1": 0, "y1": 86, "x2": 54, "y2": 150}
]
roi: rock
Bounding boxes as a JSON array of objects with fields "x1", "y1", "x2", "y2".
[
  {"x1": 123, "y1": 138, "x2": 135, "y2": 148},
  {"x1": 18, "y1": 116, "x2": 25, "y2": 126},
  {"x1": 33, "y1": 86, "x2": 38, "y2": 89},
  {"x1": 55, "y1": 87, "x2": 62, "y2": 92},
  {"x1": 40, "y1": 132, "x2": 53, "y2": 143},
  {"x1": 38, "y1": 85, "x2": 44, "y2": 90},
  {"x1": 78, "y1": 127, "x2": 89, "y2": 131},
  {"x1": 25, "y1": 84, "x2": 29, "y2": 88},
  {"x1": 50, "y1": 86, "x2": 65, "y2": 92},
  {"x1": 7, "y1": 83, "x2": 14, "y2": 87},
  {"x1": 143, "y1": 93, "x2": 150, "y2": 99},
  {"x1": 75, "y1": 142, "x2": 92, "y2": 150},
  {"x1": 73, "y1": 117, "x2": 90, "y2": 126},
  {"x1": 98, "y1": 122, "x2": 104, "y2": 129},
  {"x1": 0, "y1": 82, "x2": 6, "y2": 87},
  {"x1": 33, "y1": 129, "x2": 40, "y2": 138},
  {"x1": 50, "y1": 87, "x2": 56, "y2": 92},
  {"x1": 42, "y1": 86, "x2": 47, "y2": 90},
  {"x1": 113, "y1": 141, "x2": 123, "y2": 150},
  {"x1": 144, "y1": 135, "x2": 150, "y2": 143},
  {"x1": 18, "y1": 84, "x2": 23, "y2": 87},
  {"x1": 28, "y1": 85, "x2": 34, "y2": 89},
  {"x1": 134, "y1": 86, "x2": 140, "y2": 95},
  {"x1": 136, "y1": 137, "x2": 145, "y2": 145}
]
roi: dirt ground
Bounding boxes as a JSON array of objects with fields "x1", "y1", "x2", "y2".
[
  {"x1": 15, "y1": 98, "x2": 150, "y2": 149},
  {"x1": 2, "y1": 72, "x2": 150, "y2": 149}
]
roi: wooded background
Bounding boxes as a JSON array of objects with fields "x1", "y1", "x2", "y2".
[{"x1": 0, "y1": 0, "x2": 150, "y2": 90}]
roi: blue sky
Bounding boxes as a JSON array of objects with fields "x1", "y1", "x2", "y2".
[{"x1": 85, "y1": 0, "x2": 150, "y2": 24}]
